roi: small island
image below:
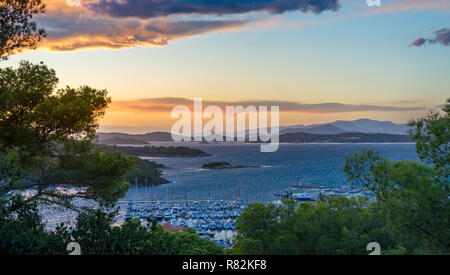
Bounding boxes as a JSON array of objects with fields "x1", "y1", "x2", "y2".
[
  {"x1": 201, "y1": 161, "x2": 260, "y2": 169},
  {"x1": 100, "y1": 145, "x2": 212, "y2": 157}
]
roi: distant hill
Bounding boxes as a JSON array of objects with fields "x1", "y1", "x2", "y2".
[
  {"x1": 97, "y1": 131, "x2": 176, "y2": 143},
  {"x1": 97, "y1": 119, "x2": 410, "y2": 143},
  {"x1": 139, "y1": 131, "x2": 178, "y2": 141},
  {"x1": 279, "y1": 132, "x2": 411, "y2": 143},
  {"x1": 280, "y1": 124, "x2": 348, "y2": 135},
  {"x1": 100, "y1": 145, "x2": 212, "y2": 157},
  {"x1": 329, "y1": 119, "x2": 409, "y2": 135},
  {"x1": 281, "y1": 119, "x2": 409, "y2": 135},
  {"x1": 97, "y1": 131, "x2": 411, "y2": 143}
]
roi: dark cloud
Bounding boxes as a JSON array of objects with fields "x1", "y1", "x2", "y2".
[
  {"x1": 410, "y1": 37, "x2": 428, "y2": 47},
  {"x1": 434, "y1": 28, "x2": 450, "y2": 45},
  {"x1": 36, "y1": 16, "x2": 247, "y2": 50},
  {"x1": 410, "y1": 28, "x2": 450, "y2": 47},
  {"x1": 110, "y1": 97, "x2": 424, "y2": 113},
  {"x1": 87, "y1": 0, "x2": 341, "y2": 19}
]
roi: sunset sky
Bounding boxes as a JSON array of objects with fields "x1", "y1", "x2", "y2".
[{"x1": 2, "y1": 0, "x2": 450, "y2": 133}]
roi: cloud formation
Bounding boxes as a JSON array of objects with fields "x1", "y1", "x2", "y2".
[
  {"x1": 109, "y1": 97, "x2": 424, "y2": 113},
  {"x1": 87, "y1": 0, "x2": 341, "y2": 19},
  {"x1": 34, "y1": 0, "x2": 341, "y2": 51},
  {"x1": 410, "y1": 28, "x2": 450, "y2": 47},
  {"x1": 37, "y1": 16, "x2": 246, "y2": 50},
  {"x1": 367, "y1": 0, "x2": 450, "y2": 15}
]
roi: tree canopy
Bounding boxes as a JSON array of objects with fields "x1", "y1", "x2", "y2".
[
  {"x1": 232, "y1": 198, "x2": 397, "y2": 255},
  {"x1": 0, "y1": 0, "x2": 45, "y2": 59},
  {"x1": 0, "y1": 61, "x2": 133, "y2": 209},
  {"x1": 409, "y1": 98, "x2": 450, "y2": 180},
  {"x1": 0, "y1": 60, "x2": 222, "y2": 255},
  {"x1": 0, "y1": 200, "x2": 223, "y2": 255},
  {"x1": 343, "y1": 101, "x2": 449, "y2": 253}
]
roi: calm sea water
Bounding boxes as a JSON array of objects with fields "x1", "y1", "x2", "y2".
[{"x1": 123, "y1": 143, "x2": 419, "y2": 204}]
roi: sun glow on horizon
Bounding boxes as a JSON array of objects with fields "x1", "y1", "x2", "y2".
[{"x1": 2, "y1": 0, "x2": 449, "y2": 132}]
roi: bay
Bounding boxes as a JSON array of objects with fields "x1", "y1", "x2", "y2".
[{"x1": 123, "y1": 143, "x2": 419, "y2": 204}]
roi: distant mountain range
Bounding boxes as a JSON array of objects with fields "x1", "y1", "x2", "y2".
[
  {"x1": 279, "y1": 119, "x2": 409, "y2": 135},
  {"x1": 96, "y1": 119, "x2": 411, "y2": 144}
]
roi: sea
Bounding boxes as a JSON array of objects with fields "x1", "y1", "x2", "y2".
[{"x1": 122, "y1": 142, "x2": 419, "y2": 204}]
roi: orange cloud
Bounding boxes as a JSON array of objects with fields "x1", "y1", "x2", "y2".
[
  {"x1": 109, "y1": 97, "x2": 426, "y2": 113},
  {"x1": 32, "y1": 0, "x2": 250, "y2": 51},
  {"x1": 34, "y1": 0, "x2": 341, "y2": 51},
  {"x1": 37, "y1": 14, "x2": 247, "y2": 51}
]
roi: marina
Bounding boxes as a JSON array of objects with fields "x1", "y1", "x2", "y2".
[
  {"x1": 37, "y1": 177, "x2": 376, "y2": 249},
  {"x1": 118, "y1": 199, "x2": 245, "y2": 248},
  {"x1": 117, "y1": 178, "x2": 375, "y2": 248}
]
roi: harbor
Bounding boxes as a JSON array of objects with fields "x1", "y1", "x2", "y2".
[
  {"x1": 118, "y1": 199, "x2": 244, "y2": 248},
  {"x1": 116, "y1": 178, "x2": 375, "y2": 248}
]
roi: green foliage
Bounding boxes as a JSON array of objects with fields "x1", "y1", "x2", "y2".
[
  {"x1": 409, "y1": 98, "x2": 449, "y2": 180},
  {"x1": 0, "y1": 145, "x2": 23, "y2": 189},
  {"x1": 0, "y1": 61, "x2": 180, "y2": 255},
  {"x1": 233, "y1": 198, "x2": 396, "y2": 255},
  {"x1": 0, "y1": 61, "x2": 109, "y2": 149},
  {"x1": 0, "y1": 0, "x2": 45, "y2": 59},
  {"x1": 234, "y1": 202, "x2": 280, "y2": 254},
  {"x1": 68, "y1": 209, "x2": 223, "y2": 255},
  {"x1": 344, "y1": 152, "x2": 449, "y2": 253},
  {"x1": 126, "y1": 157, "x2": 168, "y2": 187},
  {"x1": 0, "y1": 61, "x2": 133, "y2": 208},
  {"x1": 343, "y1": 100, "x2": 449, "y2": 253},
  {"x1": 0, "y1": 198, "x2": 223, "y2": 255},
  {"x1": 0, "y1": 195, "x2": 70, "y2": 255},
  {"x1": 60, "y1": 147, "x2": 134, "y2": 205}
]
